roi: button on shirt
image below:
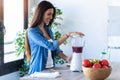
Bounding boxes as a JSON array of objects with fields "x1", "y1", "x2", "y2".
[{"x1": 27, "y1": 25, "x2": 62, "y2": 74}]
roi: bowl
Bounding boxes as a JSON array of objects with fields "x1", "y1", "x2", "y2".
[{"x1": 82, "y1": 66, "x2": 112, "y2": 80}]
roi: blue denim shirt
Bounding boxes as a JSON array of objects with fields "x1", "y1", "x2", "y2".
[{"x1": 27, "y1": 25, "x2": 62, "y2": 74}]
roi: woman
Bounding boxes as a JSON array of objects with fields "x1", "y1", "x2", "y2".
[{"x1": 25, "y1": 0, "x2": 84, "y2": 74}]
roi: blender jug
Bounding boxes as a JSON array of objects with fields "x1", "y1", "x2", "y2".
[{"x1": 70, "y1": 34, "x2": 84, "y2": 72}]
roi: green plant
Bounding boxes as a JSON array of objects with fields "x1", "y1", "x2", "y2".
[
  {"x1": 52, "y1": 8, "x2": 67, "y2": 45},
  {"x1": 19, "y1": 59, "x2": 29, "y2": 77},
  {"x1": 15, "y1": 29, "x2": 29, "y2": 77},
  {"x1": 15, "y1": 29, "x2": 26, "y2": 56},
  {"x1": 55, "y1": 56, "x2": 67, "y2": 65},
  {"x1": 51, "y1": 8, "x2": 67, "y2": 64}
]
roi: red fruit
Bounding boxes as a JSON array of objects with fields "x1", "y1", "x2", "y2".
[
  {"x1": 92, "y1": 63, "x2": 101, "y2": 68},
  {"x1": 102, "y1": 65, "x2": 108, "y2": 68},
  {"x1": 82, "y1": 59, "x2": 91, "y2": 67},
  {"x1": 101, "y1": 59, "x2": 109, "y2": 66}
]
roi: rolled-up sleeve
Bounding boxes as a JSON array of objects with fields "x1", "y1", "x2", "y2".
[{"x1": 28, "y1": 29, "x2": 59, "y2": 50}]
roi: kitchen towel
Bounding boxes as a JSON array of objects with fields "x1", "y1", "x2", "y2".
[{"x1": 30, "y1": 71, "x2": 60, "y2": 78}]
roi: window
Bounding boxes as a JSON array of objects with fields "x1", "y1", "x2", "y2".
[
  {"x1": 4, "y1": 0, "x2": 24, "y2": 63},
  {"x1": 108, "y1": 0, "x2": 120, "y2": 62},
  {"x1": 0, "y1": 0, "x2": 28, "y2": 76}
]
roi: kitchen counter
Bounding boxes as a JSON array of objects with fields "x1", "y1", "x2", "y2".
[{"x1": 20, "y1": 62, "x2": 120, "y2": 80}]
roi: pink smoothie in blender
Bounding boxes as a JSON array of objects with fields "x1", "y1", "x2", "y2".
[{"x1": 72, "y1": 46, "x2": 83, "y2": 53}]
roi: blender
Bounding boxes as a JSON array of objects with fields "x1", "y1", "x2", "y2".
[{"x1": 70, "y1": 34, "x2": 84, "y2": 72}]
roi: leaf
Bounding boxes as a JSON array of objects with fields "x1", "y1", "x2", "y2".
[{"x1": 15, "y1": 29, "x2": 27, "y2": 57}]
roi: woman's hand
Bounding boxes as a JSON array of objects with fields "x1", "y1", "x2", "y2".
[
  {"x1": 58, "y1": 32, "x2": 84, "y2": 45},
  {"x1": 67, "y1": 32, "x2": 85, "y2": 37},
  {"x1": 75, "y1": 32, "x2": 85, "y2": 36}
]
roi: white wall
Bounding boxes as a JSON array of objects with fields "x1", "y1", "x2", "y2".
[{"x1": 42, "y1": 0, "x2": 109, "y2": 59}]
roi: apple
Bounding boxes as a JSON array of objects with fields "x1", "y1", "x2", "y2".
[
  {"x1": 102, "y1": 65, "x2": 108, "y2": 68},
  {"x1": 82, "y1": 59, "x2": 91, "y2": 67},
  {"x1": 101, "y1": 59, "x2": 109, "y2": 66},
  {"x1": 92, "y1": 63, "x2": 101, "y2": 68}
]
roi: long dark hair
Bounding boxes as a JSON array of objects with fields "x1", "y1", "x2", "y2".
[
  {"x1": 25, "y1": 1, "x2": 56, "y2": 61},
  {"x1": 30, "y1": 0, "x2": 56, "y2": 27}
]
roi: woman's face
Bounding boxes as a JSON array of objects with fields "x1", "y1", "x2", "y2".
[{"x1": 43, "y1": 8, "x2": 54, "y2": 25}]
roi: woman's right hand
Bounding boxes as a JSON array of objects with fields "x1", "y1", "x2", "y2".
[
  {"x1": 58, "y1": 32, "x2": 84, "y2": 45},
  {"x1": 67, "y1": 32, "x2": 85, "y2": 37}
]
